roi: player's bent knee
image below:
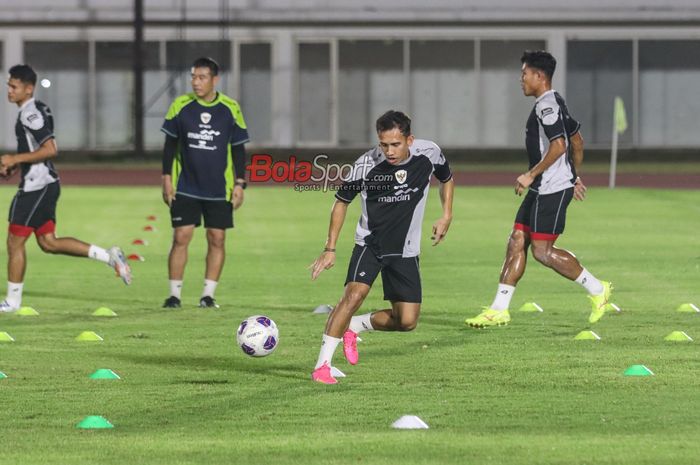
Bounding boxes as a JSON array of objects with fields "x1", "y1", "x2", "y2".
[
  {"x1": 37, "y1": 238, "x2": 58, "y2": 254},
  {"x1": 508, "y1": 233, "x2": 528, "y2": 252},
  {"x1": 399, "y1": 320, "x2": 418, "y2": 332},
  {"x1": 532, "y1": 247, "x2": 552, "y2": 266}
]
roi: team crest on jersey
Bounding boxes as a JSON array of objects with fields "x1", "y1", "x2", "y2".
[
  {"x1": 200, "y1": 112, "x2": 212, "y2": 124},
  {"x1": 395, "y1": 169, "x2": 407, "y2": 184}
]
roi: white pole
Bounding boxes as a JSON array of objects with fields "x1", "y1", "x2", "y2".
[{"x1": 609, "y1": 101, "x2": 618, "y2": 189}]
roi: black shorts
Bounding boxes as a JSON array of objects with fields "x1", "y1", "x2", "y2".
[
  {"x1": 170, "y1": 195, "x2": 233, "y2": 229},
  {"x1": 514, "y1": 187, "x2": 574, "y2": 240},
  {"x1": 345, "y1": 245, "x2": 422, "y2": 303},
  {"x1": 8, "y1": 182, "x2": 60, "y2": 236}
]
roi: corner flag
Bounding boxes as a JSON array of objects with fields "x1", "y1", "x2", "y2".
[
  {"x1": 614, "y1": 97, "x2": 628, "y2": 134},
  {"x1": 609, "y1": 96, "x2": 627, "y2": 189}
]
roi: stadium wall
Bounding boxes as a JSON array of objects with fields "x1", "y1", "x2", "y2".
[{"x1": 0, "y1": 1, "x2": 699, "y2": 156}]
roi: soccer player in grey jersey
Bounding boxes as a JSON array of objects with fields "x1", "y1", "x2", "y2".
[
  {"x1": 465, "y1": 51, "x2": 615, "y2": 329},
  {"x1": 0, "y1": 64, "x2": 131, "y2": 313},
  {"x1": 309, "y1": 110, "x2": 454, "y2": 384}
]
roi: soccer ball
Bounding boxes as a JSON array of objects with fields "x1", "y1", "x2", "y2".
[{"x1": 236, "y1": 315, "x2": 279, "y2": 357}]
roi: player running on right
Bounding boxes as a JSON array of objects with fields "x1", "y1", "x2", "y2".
[{"x1": 465, "y1": 50, "x2": 615, "y2": 329}]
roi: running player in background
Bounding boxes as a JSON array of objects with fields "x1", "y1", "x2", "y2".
[
  {"x1": 465, "y1": 50, "x2": 614, "y2": 329},
  {"x1": 309, "y1": 110, "x2": 454, "y2": 384},
  {"x1": 0, "y1": 64, "x2": 131, "y2": 313},
  {"x1": 161, "y1": 57, "x2": 249, "y2": 309}
]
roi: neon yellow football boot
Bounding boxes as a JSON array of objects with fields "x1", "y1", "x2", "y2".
[
  {"x1": 588, "y1": 281, "x2": 613, "y2": 324},
  {"x1": 465, "y1": 308, "x2": 511, "y2": 328}
]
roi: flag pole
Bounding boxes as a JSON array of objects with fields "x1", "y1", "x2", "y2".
[{"x1": 609, "y1": 102, "x2": 618, "y2": 189}]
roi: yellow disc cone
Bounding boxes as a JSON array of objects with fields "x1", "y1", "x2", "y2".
[
  {"x1": 676, "y1": 303, "x2": 699, "y2": 313},
  {"x1": 664, "y1": 331, "x2": 693, "y2": 342},
  {"x1": 75, "y1": 331, "x2": 103, "y2": 342},
  {"x1": 518, "y1": 302, "x2": 543, "y2": 312},
  {"x1": 17, "y1": 307, "x2": 39, "y2": 316},
  {"x1": 574, "y1": 330, "x2": 601, "y2": 340}
]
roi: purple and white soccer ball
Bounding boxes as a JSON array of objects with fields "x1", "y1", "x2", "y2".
[{"x1": 236, "y1": 315, "x2": 279, "y2": 357}]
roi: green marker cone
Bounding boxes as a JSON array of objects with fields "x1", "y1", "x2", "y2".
[
  {"x1": 0, "y1": 331, "x2": 15, "y2": 342},
  {"x1": 76, "y1": 415, "x2": 114, "y2": 429},
  {"x1": 676, "y1": 303, "x2": 699, "y2": 313},
  {"x1": 624, "y1": 365, "x2": 654, "y2": 376},
  {"x1": 89, "y1": 369, "x2": 121, "y2": 380},
  {"x1": 75, "y1": 331, "x2": 103, "y2": 342},
  {"x1": 16, "y1": 307, "x2": 39, "y2": 316},
  {"x1": 664, "y1": 331, "x2": 693, "y2": 342},
  {"x1": 0, "y1": 371, "x2": 7, "y2": 379},
  {"x1": 574, "y1": 330, "x2": 601, "y2": 340},
  {"x1": 92, "y1": 307, "x2": 117, "y2": 317},
  {"x1": 518, "y1": 302, "x2": 543, "y2": 312}
]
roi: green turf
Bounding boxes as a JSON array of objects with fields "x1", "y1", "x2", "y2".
[{"x1": 0, "y1": 185, "x2": 698, "y2": 465}]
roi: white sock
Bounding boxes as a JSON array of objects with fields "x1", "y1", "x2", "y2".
[
  {"x1": 349, "y1": 313, "x2": 374, "y2": 334},
  {"x1": 169, "y1": 280, "x2": 183, "y2": 299},
  {"x1": 576, "y1": 268, "x2": 604, "y2": 295},
  {"x1": 202, "y1": 279, "x2": 218, "y2": 298},
  {"x1": 314, "y1": 334, "x2": 341, "y2": 369},
  {"x1": 88, "y1": 245, "x2": 110, "y2": 264},
  {"x1": 6, "y1": 281, "x2": 23, "y2": 307},
  {"x1": 490, "y1": 284, "x2": 516, "y2": 311}
]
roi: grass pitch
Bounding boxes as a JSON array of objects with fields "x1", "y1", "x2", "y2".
[{"x1": 0, "y1": 185, "x2": 698, "y2": 465}]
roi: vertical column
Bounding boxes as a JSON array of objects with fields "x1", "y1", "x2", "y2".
[
  {"x1": 403, "y1": 38, "x2": 410, "y2": 112},
  {"x1": 271, "y1": 30, "x2": 294, "y2": 147},
  {"x1": 473, "y1": 38, "x2": 481, "y2": 145},
  {"x1": 548, "y1": 31, "x2": 567, "y2": 97},
  {"x1": 632, "y1": 38, "x2": 639, "y2": 147},
  {"x1": 330, "y1": 38, "x2": 339, "y2": 146},
  {"x1": 88, "y1": 40, "x2": 97, "y2": 149},
  {"x1": 134, "y1": 0, "x2": 145, "y2": 155},
  {"x1": 3, "y1": 31, "x2": 23, "y2": 150}
]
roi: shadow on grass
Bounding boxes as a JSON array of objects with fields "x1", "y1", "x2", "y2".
[{"x1": 113, "y1": 352, "x2": 308, "y2": 381}]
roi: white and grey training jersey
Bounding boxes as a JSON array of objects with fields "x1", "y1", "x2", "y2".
[
  {"x1": 14, "y1": 98, "x2": 58, "y2": 192},
  {"x1": 335, "y1": 139, "x2": 452, "y2": 258},
  {"x1": 525, "y1": 90, "x2": 580, "y2": 195}
]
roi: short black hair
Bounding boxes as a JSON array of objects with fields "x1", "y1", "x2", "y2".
[
  {"x1": 521, "y1": 50, "x2": 556, "y2": 81},
  {"x1": 9, "y1": 64, "x2": 37, "y2": 86},
  {"x1": 191, "y1": 57, "x2": 220, "y2": 76},
  {"x1": 376, "y1": 110, "x2": 412, "y2": 137}
]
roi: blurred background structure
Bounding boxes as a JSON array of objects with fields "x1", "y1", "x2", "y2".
[{"x1": 0, "y1": 0, "x2": 699, "y2": 156}]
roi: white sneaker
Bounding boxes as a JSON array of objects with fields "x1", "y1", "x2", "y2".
[
  {"x1": 0, "y1": 300, "x2": 19, "y2": 313},
  {"x1": 108, "y1": 246, "x2": 132, "y2": 285}
]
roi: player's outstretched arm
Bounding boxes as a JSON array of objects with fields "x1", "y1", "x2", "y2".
[
  {"x1": 432, "y1": 178, "x2": 454, "y2": 246},
  {"x1": 310, "y1": 199, "x2": 349, "y2": 280}
]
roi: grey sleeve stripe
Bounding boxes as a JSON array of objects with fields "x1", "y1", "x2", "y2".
[
  {"x1": 335, "y1": 192, "x2": 353, "y2": 203},
  {"x1": 36, "y1": 134, "x2": 55, "y2": 146},
  {"x1": 548, "y1": 133, "x2": 565, "y2": 141},
  {"x1": 160, "y1": 127, "x2": 177, "y2": 137}
]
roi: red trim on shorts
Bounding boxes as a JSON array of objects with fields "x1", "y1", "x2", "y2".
[
  {"x1": 9, "y1": 224, "x2": 34, "y2": 237},
  {"x1": 35, "y1": 220, "x2": 56, "y2": 236},
  {"x1": 514, "y1": 223, "x2": 531, "y2": 233},
  {"x1": 531, "y1": 232, "x2": 559, "y2": 241}
]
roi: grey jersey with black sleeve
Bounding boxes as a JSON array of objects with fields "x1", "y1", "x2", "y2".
[
  {"x1": 14, "y1": 98, "x2": 59, "y2": 192},
  {"x1": 525, "y1": 90, "x2": 580, "y2": 195},
  {"x1": 335, "y1": 139, "x2": 452, "y2": 258}
]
